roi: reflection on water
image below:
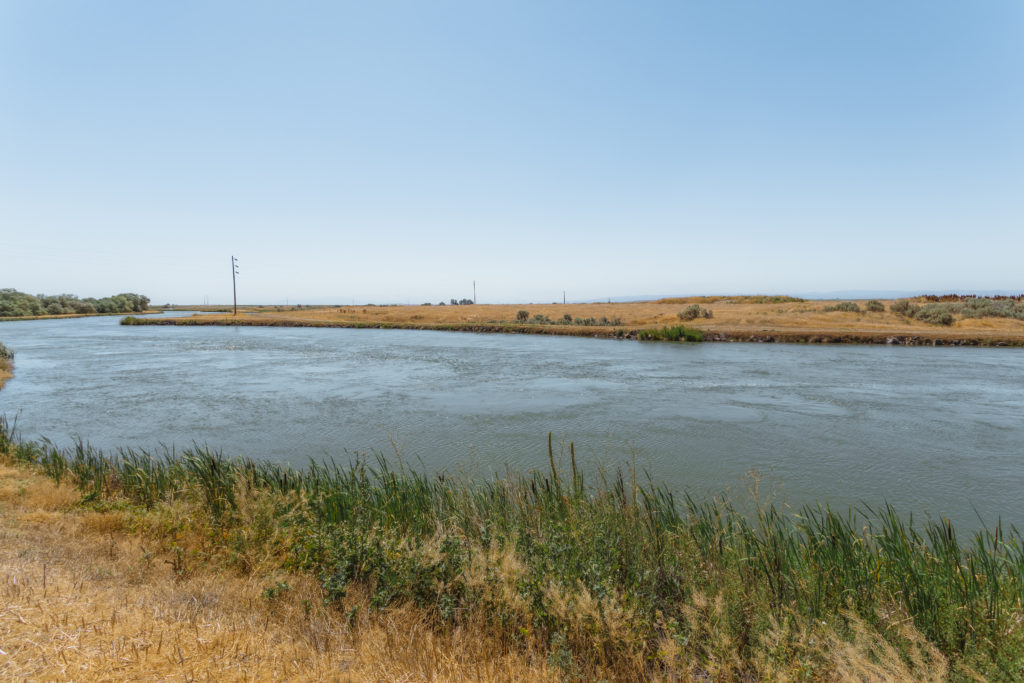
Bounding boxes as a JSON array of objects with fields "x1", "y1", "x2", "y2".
[{"x1": 1, "y1": 314, "x2": 1022, "y2": 531}]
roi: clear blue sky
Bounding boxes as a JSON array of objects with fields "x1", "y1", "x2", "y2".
[{"x1": 2, "y1": 1, "x2": 1021, "y2": 304}]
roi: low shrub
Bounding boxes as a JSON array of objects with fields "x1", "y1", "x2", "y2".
[
  {"x1": 865, "y1": 300, "x2": 885, "y2": 313},
  {"x1": 915, "y1": 304, "x2": 955, "y2": 326},
  {"x1": 890, "y1": 300, "x2": 920, "y2": 317},
  {"x1": 823, "y1": 302, "x2": 861, "y2": 313},
  {"x1": 0, "y1": 342, "x2": 12, "y2": 360},
  {"x1": 959, "y1": 299, "x2": 1024, "y2": 321},
  {"x1": 678, "y1": 304, "x2": 713, "y2": 321},
  {"x1": 516, "y1": 310, "x2": 529, "y2": 322}
]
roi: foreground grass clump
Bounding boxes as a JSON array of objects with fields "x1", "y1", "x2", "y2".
[{"x1": 1, "y1": 419, "x2": 1022, "y2": 680}]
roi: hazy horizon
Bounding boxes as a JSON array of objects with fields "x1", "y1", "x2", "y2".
[{"x1": 2, "y1": 2, "x2": 1021, "y2": 304}]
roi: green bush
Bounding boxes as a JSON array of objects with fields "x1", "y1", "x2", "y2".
[
  {"x1": 890, "y1": 300, "x2": 920, "y2": 317},
  {"x1": 959, "y1": 299, "x2": 1024, "y2": 321},
  {"x1": 865, "y1": 300, "x2": 885, "y2": 312},
  {"x1": 516, "y1": 310, "x2": 529, "y2": 322},
  {"x1": 0, "y1": 342, "x2": 12, "y2": 360},
  {"x1": 915, "y1": 305, "x2": 955, "y2": 326}
]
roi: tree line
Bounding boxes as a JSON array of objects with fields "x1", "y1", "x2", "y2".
[{"x1": 0, "y1": 289, "x2": 151, "y2": 317}]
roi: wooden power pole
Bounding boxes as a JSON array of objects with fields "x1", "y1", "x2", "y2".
[{"x1": 231, "y1": 255, "x2": 239, "y2": 315}]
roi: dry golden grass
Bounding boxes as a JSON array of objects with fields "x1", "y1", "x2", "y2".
[
  {"x1": 169, "y1": 298, "x2": 1024, "y2": 343},
  {"x1": 0, "y1": 359, "x2": 11, "y2": 391},
  {"x1": 0, "y1": 462, "x2": 561, "y2": 681}
]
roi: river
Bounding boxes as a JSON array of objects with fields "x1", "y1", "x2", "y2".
[{"x1": 1, "y1": 314, "x2": 1021, "y2": 531}]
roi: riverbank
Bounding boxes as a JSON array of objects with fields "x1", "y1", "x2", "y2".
[
  {"x1": 1, "y1": 420, "x2": 1020, "y2": 680},
  {"x1": 127, "y1": 298, "x2": 1024, "y2": 346},
  {"x1": 0, "y1": 310, "x2": 162, "y2": 323}
]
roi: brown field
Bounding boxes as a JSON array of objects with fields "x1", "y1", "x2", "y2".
[{"x1": 156, "y1": 297, "x2": 1024, "y2": 345}]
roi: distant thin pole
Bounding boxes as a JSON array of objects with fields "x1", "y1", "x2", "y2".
[
  {"x1": 473, "y1": 280, "x2": 476, "y2": 304},
  {"x1": 231, "y1": 255, "x2": 239, "y2": 315},
  {"x1": 563, "y1": 291, "x2": 566, "y2": 305}
]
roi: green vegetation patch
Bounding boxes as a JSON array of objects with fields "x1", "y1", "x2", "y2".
[{"x1": 638, "y1": 325, "x2": 704, "y2": 342}]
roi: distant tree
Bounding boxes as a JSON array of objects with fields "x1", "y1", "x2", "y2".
[
  {"x1": 0, "y1": 289, "x2": 150, "y2": 317},
  {"x1": 516, "y1": 310, "x2": 529, "y2": 322}
]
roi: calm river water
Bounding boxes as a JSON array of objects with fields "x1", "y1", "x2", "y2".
[{"x1": 1, "y1": 314, "x2": 1022, "y2": 531}]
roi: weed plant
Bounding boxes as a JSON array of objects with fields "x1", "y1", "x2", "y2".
[{"x1": 1, "y1": 416, "x2": 1022, "y2": 679}]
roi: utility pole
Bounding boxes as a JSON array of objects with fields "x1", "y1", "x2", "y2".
[
  {"x1": 563, "y1": 291, "x2": 566, "y2": 305},
  {"x1": 231, "y1": 255, "x2": 239, "y2": 316},
  {"x1": 473, "y1": 280, "x2": 476, "y2": 304}
]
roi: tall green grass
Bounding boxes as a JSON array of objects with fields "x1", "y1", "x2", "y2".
[
  {"x1": 637, "y1": 325, "x2": 704, "y2": 342},
  {"x1": 1, "y1": 415, "x2": 1021, "y2": 678}
]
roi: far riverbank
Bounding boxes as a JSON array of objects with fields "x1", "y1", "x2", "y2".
[{"x1": 125, "y1": 299, "x2": 1024, "y2": 347}]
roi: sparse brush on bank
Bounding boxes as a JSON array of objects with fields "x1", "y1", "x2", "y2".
[
  {"x1": 2, "y1": 416, "x2": 1021, "y2": 680},
  {"x1": 511, "y1": 310, "x2": 624, "y2": 326},
  {"x1": 890, "y1": 296, "x2": 1024, "y2": 326},
  {"x1": 823, "y1": 301, "x2": 861, "y2": 313}
]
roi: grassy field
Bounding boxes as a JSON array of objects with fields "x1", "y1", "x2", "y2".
[
  {"x1": 139, "y1": 296, "x2": 1024, "y2": 345},
  {"x1": 2, "y1": 419, "x2": 1022, "y2": 681}
]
